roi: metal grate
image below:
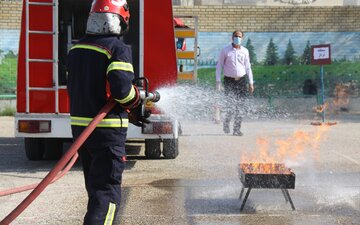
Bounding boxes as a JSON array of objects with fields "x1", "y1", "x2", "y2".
[{"x1": 238, "y1": 163, "x2": 296, "y2": 211}]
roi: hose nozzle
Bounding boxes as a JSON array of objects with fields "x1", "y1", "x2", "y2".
[{"x1": 140, "y1": 90, "x2": 160, "y2": 103}]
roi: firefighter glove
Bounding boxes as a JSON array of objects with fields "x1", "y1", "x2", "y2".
[{"x1": 128, "y1": 102, "x2": 150, "y2": 127}]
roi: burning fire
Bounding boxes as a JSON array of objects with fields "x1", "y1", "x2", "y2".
[
  {"x1": 314, "y1": 102, "x2": 328, "y2": 113},
  {"x1": 314, "y1": 83, "x2": 351, "y2": 115},
  {"x1": 240, "y1": 126, "x2": 330, "y2": 173},
  {"x1": 240, "y1": 163, "x2": 292, "y2": 174}
]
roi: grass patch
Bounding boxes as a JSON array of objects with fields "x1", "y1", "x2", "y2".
[
  {"x1": 0, "y1": 57, "x2": 17, "y2": 94},
  {"x1": 0, "y1": 106, "x2": 15, "y2": 116},
  {"x1": 197, "y1": 62, "x2": 360, "y2": 97}
]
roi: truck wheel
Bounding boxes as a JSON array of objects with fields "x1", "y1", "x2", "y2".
[
  {"x1": 25, "y1": 138, "x2": 44, "y2": 161},
  {"x1": 43, "y1": 138, "x2": 63, "y2": 160},
  {"x1": 162, "y1": 139, "x2": 179, "y2": 159},
  {"x1": 145, "y1": 139, "x2": 161, "y2": 159}
]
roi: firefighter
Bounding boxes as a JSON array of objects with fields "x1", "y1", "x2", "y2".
[{"x1": 67, "y1": 0, "x2": 146, "y2": 224}]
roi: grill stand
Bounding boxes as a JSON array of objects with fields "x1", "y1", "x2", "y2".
[{"x1": 239, "y1": 187, "x2": 295, "y2": 211}]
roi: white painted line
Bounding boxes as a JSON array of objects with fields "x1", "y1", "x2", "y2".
[{"x1": 332, "y1": 150, "x2": 360, "y2": 166}]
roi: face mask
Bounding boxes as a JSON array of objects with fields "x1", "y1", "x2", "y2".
[{"x1": 233, "y1": 37, "x2": 242, "y2": 46}]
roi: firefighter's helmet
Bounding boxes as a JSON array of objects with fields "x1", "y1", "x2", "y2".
[
  {"x1": 91, "y1": 0, "x2": 130, "y2": 25},
  {"x1": 86, "y1": 0, "x2": 130, "y2": 36}
]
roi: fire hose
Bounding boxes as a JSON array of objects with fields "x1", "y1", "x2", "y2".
[
  {"x1": 0, "y1": 151, "x2": 79, "y2": 197},
  {"x1": 0, "y1": 78, "x2": 160, "y2": 224},
  {"x1": 0, "y1": 99, "x2": 116, "y2": 225}
]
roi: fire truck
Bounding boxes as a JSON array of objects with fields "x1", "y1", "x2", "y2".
[{"x1": 15, "y1": 0, "x2": 181, "y2": 160}]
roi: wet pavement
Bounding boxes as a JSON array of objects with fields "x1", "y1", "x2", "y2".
[{"x1": 0, "y1": 117, "x2": 359, "y2": 224}]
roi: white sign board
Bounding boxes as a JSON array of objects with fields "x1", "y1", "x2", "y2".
[
  {"x1": 313, "y1": 47, "x2": 330, "y2": 60},
  {"x1": 311, "y1": 44, "x2": 331, "y2": 65}
]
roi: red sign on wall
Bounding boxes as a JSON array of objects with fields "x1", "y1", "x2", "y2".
[{"x1": 311, "y1": 44, "x2": 331, "y2": 65}]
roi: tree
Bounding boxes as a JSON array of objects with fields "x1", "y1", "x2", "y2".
[
  {"x1": 245, "y1": 38, "x2": 257, "y2": 65},
  {"x1": 264, "y1": 38, "x2": 279, "y2": 65},
  {"x1": 301, "y1": 40, "x2": 311, "y2": 65},
  {"x1": 5, "y1": 50, "x2": 17, "y2": 59},
  {"x1": 283, "y1": 39, "x2": 297, "y2": 65},
  {"x1": 0, "y1": 49, "x2": 3, "y2": 64}
]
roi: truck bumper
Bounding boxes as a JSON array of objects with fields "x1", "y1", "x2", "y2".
[{"x1": 15, "y1": 113, "x2": 178, "y2": 140}]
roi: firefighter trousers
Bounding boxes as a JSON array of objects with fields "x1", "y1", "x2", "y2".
[{"x1": 79, "y1": 145, "x2": 126, "y2": 225}]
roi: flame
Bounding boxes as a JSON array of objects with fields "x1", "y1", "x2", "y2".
[
  {"x1": 314, "y1": 83, "x2": 351, "y2": 116},
  {"x1": 240, "y1": 163, "x2": 291, "y2": 174},
  {"x1": 314, "y1": 102, "x2": 328, "y2": 113},
  {"x1": 240, "y1": 126, "x2": 330, "y2": 172}
]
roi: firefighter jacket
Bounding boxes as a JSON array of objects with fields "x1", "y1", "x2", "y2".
[{"x1": 67, "y1": 35, "x2": 138, "y2": 149}]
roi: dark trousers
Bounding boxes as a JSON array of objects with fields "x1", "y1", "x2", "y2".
[
  {"x1": 224, "y1": 76, "x2": 247, "y2": 132},
  {"x1": 79, "y1": 145, "x2": 125, "y2": 225}
]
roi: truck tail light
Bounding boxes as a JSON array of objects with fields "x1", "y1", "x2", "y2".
[
  {"x1": 18, "y1": 120, "x2": 51, "y2": 133},
  {"x1": 142, "y1": 122, "x2": 173, "y2": 134}
]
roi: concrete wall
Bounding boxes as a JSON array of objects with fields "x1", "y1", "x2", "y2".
[{"x1": 0, "y1": 99, "x2": 16, "y2": 111}]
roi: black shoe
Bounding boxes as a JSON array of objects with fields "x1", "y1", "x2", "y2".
[
  {"x1": 223, "y1": 122, "x2": 230, "y2": 134},
  {"x1": 233, "y1": 130, "x2": 243, "y2": 136}
]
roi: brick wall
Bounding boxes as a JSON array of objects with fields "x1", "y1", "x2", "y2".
[
  {"x1": 1, "y1": 1, "x2": 359, "y2": 32},
  {"x1": 0, "y1": 0, "x2": 22, "y2": 29},
  {"x1": 173, "y1": 6, "x2": 360, "y2": 32}
]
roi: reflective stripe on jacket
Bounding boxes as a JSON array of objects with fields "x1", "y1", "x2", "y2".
[
  {"x1": 67, "y1": 35, "x2": 134, "y2": 147},
  {"x1": 70, "y1": 117, "x2": 129, "y2": 128},
  {"x1": 69, "y1": 43, "x2": 136, "y2": 106}
]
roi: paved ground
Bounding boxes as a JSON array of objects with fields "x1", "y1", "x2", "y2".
[{"x1": 0, "y1": 116, "x2": 359, "y2": 225}]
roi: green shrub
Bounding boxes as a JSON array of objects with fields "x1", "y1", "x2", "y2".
[
  {"x1": 0, "y1": 57, "x2": 17, "y2": 95},
  {"x1": 0, "y1": 107, "x2": 15, "y2": 116}
]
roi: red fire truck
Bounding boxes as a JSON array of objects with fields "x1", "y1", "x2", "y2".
[{"x1": 15, "y1": 0, "x2": 180, "y2": 160}]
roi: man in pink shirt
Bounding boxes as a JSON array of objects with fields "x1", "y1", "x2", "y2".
[{"x1": 216, "y1": 30, "x2": 254, "y2": 136}]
